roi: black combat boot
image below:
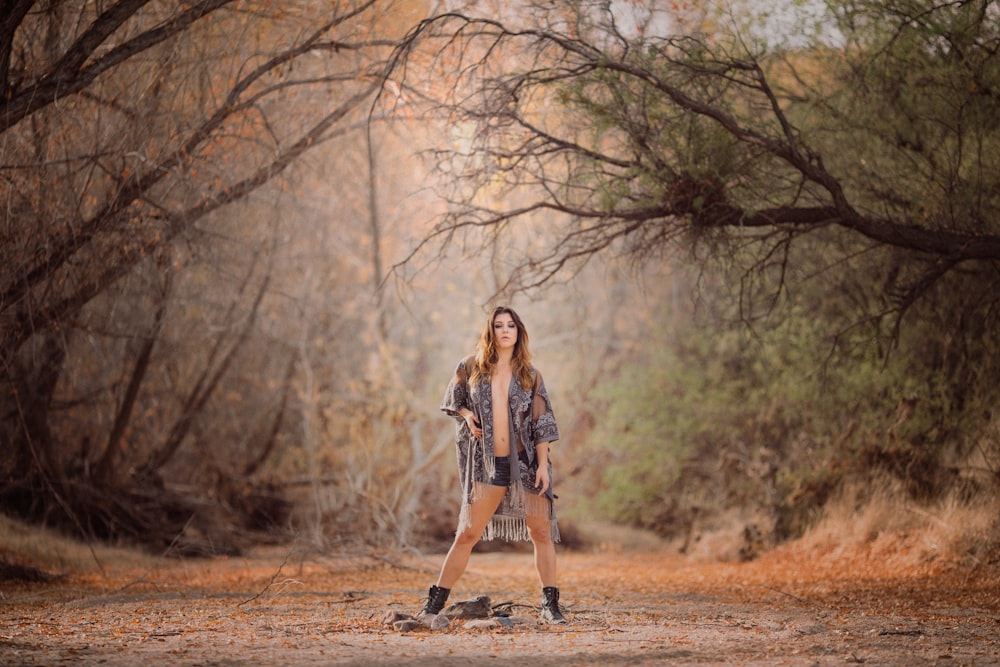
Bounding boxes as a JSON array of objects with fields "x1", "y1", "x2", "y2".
[
  {"x1": 540, "y1": 586, "x2": 567, "y2": 624},
  {"x1": 420, "y1": 585, "x2": 451, "y2": 616}
]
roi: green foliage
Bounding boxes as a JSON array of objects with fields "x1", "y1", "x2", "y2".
[
  {"x1": 581, "y1": 240, "x2": 1000, "y2": 540},
  {"x1": 586, "y1": 305, "x2": 786, "y2": 529},
  {"x1": 551, "y1": 0, "x2": 1000, "y2": 542},
  {"x1": 553, "y1": 54, "x2": 745, "y2": 216},
  {"x1": 809, "y1": 0, "x2": 1000, "y2": 228}
]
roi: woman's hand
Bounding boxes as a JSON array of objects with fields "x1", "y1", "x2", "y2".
[
  {"x1": 534, "y1": 465, "x2": 551, "y2": 495},
  {"x1": 534, "y1": 443, "x2": 551, "y2": 495},
  {"x1": 463, "y1": 411, "x2": 483, "y2": 439}
]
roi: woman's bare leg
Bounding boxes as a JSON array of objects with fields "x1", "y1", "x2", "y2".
[
  {"x1": 526, "y1": 506, "x2": 557, "y2": 587},
  {"x1": 436, "y1": 484, "x2": 507, "y2": 589}
]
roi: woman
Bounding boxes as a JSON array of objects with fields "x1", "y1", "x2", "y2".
[{"x1": 419, "y1": 305, "x2": 566, "y2": 624}]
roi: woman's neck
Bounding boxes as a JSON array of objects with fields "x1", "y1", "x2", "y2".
[{"x1": 495, "y1": 349, "x2": 514, "y2": 367}]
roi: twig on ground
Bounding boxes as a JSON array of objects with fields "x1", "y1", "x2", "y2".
[{"x1": 239, "y1": 549, "x2": 293, "y2": 606}]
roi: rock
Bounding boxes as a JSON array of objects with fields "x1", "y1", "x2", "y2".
[
  {"x1": 442, "y1": 595, "x2": 492, "y2": 619},
  {"x1": 430, "y1": 614, "x2": 452, "y2": 631},
  {"x1": 463, "y1": 619, "x2": 499, "y2": 630},
  {"x1": 418, "y1": 612, "x2": 452, "y2": 630},
  {"x1": 382, "y1": 610, "x2": 413, "y2": 627},
  {"x1": 393, "y1": 619, "x2": 422, "y2": 632},
  {"x1": 494, "y1": 616, "x2": 515, "y2": 627}
]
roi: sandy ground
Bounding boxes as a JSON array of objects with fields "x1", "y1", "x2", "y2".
[{"x1": 2, "y1": 537, "x2": 999, "y2": 667}]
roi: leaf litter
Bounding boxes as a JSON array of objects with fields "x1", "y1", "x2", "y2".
[{"x1": 1, "y1": 532, "x2": 998, "y2": 666}]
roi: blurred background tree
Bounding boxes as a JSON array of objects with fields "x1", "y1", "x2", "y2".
[{"x1": 0, "y1": 0, "x2": 428, "y2": 554}]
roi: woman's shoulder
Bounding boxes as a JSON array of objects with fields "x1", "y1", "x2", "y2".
[
  {"x1": 453, "y1": 354, "x2": 477, "y2": 375},
  {"x1": 530, "y1": 366, "x2": 555, "y2": 392},
  {"x1": 520, "y1": 365, "x2": 541, "y2": 390}
]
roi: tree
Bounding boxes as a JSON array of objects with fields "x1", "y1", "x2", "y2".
[
  {"x1": 0, "y1": 0, "x2": 405, "y2": 551},
  {"x1": 396, "y1": 0, "x2": 1000, "y2": 328}
]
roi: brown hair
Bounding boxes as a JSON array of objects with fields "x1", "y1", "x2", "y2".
[{"x1": 470, "y1": 306, "x2": 534, "y2": 391}]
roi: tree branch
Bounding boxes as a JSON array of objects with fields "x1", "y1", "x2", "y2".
[{"x1": 0, "y1": 0, "x2": 233, "y2": 133}]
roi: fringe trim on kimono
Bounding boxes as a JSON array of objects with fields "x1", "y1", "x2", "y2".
[{"x1": 458, "y1": 478, "x2": 561, "y2": 544}]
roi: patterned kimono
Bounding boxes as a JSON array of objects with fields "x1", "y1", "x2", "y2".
[{"x1": 440, "y1": 355, "x2": 561, "y2": 543}]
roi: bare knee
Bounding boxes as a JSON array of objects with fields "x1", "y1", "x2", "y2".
[
  {"x1": 453, "y1": 528, "x2": 480, "y2": 548},
  {"x1": 528, "y1": 524, "x2": 553, "y2": 547}
]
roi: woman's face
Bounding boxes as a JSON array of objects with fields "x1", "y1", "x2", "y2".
[{"x1": 493, "y1": 312, "x2": 519, "y2": 351}]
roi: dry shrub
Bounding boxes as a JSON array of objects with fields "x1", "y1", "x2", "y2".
[
  {"x1": 798, "y1": 474, "x2": 1000, "y2": 573},
  {"x1": 793, "y1": 418, "x2": 1000, "y2": 576},
  {"x1": 674, "y1": 507, "x2": 776, "y2": 563},
  {"x1": 577, "y1": 519, "x2": 671, "y2": 554},
  {"x1": 0, "y1": 512, "x2": 157, "y2": 578}
]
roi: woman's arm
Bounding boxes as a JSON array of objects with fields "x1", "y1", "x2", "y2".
[
  {"x1": 534, "y1": 441, "x2": 552, "y2": 494},
  {"x1": 535, "y1": 441, "x2": 550, "y2": 465},
  {"x1": 441, "y1": 356, "x2": 476, "y2": 421}
]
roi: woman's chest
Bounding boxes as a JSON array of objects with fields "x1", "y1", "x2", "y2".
[{"x1": 490, "y1": 371, "x2": 512, "y2": 404}]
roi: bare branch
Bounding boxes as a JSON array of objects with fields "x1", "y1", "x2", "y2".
[
  {"x1": 1, "y1": 0, "x2": 234, "y2": 133},
  {"x1": 388, "y1": 8, "x2": 1000, "y2": 304}
]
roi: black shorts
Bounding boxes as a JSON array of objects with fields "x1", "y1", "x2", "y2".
[{"x1": 489, "y1": 451, "x2": 530, "y2": 487}]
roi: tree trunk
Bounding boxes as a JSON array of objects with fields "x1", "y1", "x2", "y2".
[{"x1": 0, "y1": 333, "x2": 67, "y2": 515}]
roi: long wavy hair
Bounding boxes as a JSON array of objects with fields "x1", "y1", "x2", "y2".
[{"x1": 470, "y1": 306, "x2": 534, "y2": 391}]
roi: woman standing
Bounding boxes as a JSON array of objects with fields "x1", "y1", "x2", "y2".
[{"x1": 419, "y1": 306, "x2": 566, "y2": 624}]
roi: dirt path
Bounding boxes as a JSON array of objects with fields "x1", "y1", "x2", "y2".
[{"x1": 2, "y1": 542, "x2": 998, "y2": 666}]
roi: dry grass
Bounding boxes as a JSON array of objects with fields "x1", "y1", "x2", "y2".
[
  {"x1": 793, "y1": 476, "x2": 1000, "y2": 578},
  {"x1": 0, "y1": 513, "x2": 162, "y2": 581},
  {"x1": 2, "y1": 470, "x2": 998, "y2": 587}
]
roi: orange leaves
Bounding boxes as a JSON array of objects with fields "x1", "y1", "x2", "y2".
[{"x1": 1, "y1": 540, "x2": 998, "y2": 665}]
